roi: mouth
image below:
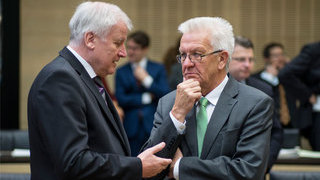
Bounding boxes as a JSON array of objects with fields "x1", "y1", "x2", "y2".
[
  {"x1": 184, "y1": 73, "x2": 199, "y2": 79},
  {"x1": 113, "y1": 59, "x2": 120, "y2": 64}
]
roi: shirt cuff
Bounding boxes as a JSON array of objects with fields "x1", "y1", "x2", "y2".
[
  {"x1": 169, "y1": 111, "x2": 186, "y2": 134},
  {"x1": 142, "y1": 92, "x2": 152, "y2": 104},
  {"x1": 173, "y1": 157, "x2": 181, "y2": 180},
  {"x1": 142, "y1": 75, "x2": 153, "y2": 88}
]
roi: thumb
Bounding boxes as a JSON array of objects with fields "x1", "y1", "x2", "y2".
[{"x1": 149, "y1": 142, "x2": 166, "y2": 154}]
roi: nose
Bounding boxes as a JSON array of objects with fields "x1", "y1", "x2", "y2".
[
  {"x1": 182, "y1": 55, "x2": 195, "y2": 68},
  {"x1": 119, "y1": 45, "x2": 127, "y2": 57},
  {"x1": 243, "y1": 59, "x2": 250, "y2": 67}
]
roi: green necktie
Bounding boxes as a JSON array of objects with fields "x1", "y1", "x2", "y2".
[{"x1": 197, "y1": 97, "x2": 209, "y2": 157}]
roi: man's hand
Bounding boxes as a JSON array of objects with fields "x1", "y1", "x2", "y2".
[
  {"x1": 138, "y1": 142, "x2": 172, "y2": 178},
  {"x1": 168, "y1": 148, "x2": 183, "y2": 179},
  {"x1": 171, "y1": 79, "x2": 201, "y2": 122},
  {"x1": 134, "y1": 66, "x2": 149, "y2": 82}
]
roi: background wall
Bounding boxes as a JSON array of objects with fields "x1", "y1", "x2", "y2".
[{"x1": 20, "y1": 0, "x2": 320, "y2": 129}]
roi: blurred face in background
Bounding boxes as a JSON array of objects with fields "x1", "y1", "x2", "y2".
[
  {"x1": 268, "y1": 46, "x2": 287, "y2": 70},
  {"x1": 126, "y1": 39, "x2": 148, "y2": 63},
  {"x1": 229, "y1": 45, "x2": 254, "y2": 81}
]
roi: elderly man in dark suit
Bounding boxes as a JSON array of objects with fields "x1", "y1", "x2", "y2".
[
  {"x1": 27, "y1": 2, "x2": 171, "y2": 179},
  {"x1": 229, "y1": 36, "x2": 283, "y2": 173},
  {"x1": 279, "y1": 41, "x2": 320, "y2": 151},
  {"x1": 142, "y1": 17, "x2": 273, "y2": 180}
]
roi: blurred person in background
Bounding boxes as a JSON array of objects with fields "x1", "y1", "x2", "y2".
[
  {"x1": 115, "y1": 31, "x2": 170, "y2": 156},
  {"x1": 252, "y1": 43, "x2": 291, "y2": 127},
  {"x1": 279, "y1": 41, "x2": 320, "y2": 151},
  {"x1": 163, "y1": 37, "x2": 183, "y2": 90}
]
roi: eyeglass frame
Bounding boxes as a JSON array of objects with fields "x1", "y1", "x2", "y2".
[{"x1": 176, "y1": 49, "x2": 223, "y2": 64}]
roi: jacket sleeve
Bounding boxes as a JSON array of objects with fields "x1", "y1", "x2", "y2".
[
  {"x1": 278, "y1": 44, "x2": 317, "y2": 104},
  {"x1": 141, "y1": 93, "x2": 184, "y2": 180}
]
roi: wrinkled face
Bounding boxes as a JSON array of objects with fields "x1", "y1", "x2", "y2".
[
  {"x1": 229, "y1": 45, "x2": 254, "y2": 81},
  {"x1": 90, "y1": 22, "x2": 128, "y2": 77},
  {"x1": 126, "y1": 39, "x2": 148, "y2": 63},
  {"x1": 269, "y1": 46, "x2": 287, "y2": 70},
  {"x1": 180, "y1": 31, "x2": 226, "y2": 94}
]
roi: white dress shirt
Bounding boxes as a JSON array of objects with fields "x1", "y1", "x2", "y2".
[
  {"x1": 131, "y1": 57, "x2": 154, "y2": 104},
  {"x1": 67, "y1": 46, "x2": 97, "y2": 79}
]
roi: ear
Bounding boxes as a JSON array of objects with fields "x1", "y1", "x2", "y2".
[
  {"x1": 218, "y1": 51, "x2": 228, "y2": 70},
  {"x1": 84, "y1": 32, "x2": 96, "y2": 50}
]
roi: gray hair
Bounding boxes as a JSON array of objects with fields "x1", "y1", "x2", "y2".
[
  {"x1": 69, "y1": 2, "x2": 132, "y2": 45},
  {"x1": 178, "y1": 17, "x2": 234, "y2": 68}
]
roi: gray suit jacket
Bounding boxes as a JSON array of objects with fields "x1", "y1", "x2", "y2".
[
  {"x1": 28, "y1": 47, "x2": 141, "y2": 180},
  {"x1": 143, "y1": 77, "x2": 273, "y2": 180}
]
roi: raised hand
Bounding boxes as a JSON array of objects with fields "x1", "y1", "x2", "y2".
[
  {"x1": 171, "y1": 79, "x2": 202, "y2": 122},
  {"x1": 134, "y1": 65, "x2": 149, "y2": 82},
  {"x1": 138, "y1": 142, "x2": 172, "y2": 178}
]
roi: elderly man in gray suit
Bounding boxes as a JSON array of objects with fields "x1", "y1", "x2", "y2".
[{"x1": 143, "y1": 17, "x2": 273, "y2": 180}]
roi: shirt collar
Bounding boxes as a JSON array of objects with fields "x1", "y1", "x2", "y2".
[
  {"x1": 67, "y1": 46, "x2": 97, "y2": 79},
  {"x1": 203, "y1": 75, "x2": 229, "y2": 106},
  {"x1": 131, "y1": 57, "x2": 148, "y2": 70}
]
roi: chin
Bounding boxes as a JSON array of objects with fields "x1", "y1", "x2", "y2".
[{"x1": 185, "y1": 75, "x2": 200, "y2": 81}]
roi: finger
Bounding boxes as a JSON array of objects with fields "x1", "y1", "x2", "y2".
[
  {"x1": 186, "y1": 85, "x2": 201, "y2": 94},
  {"x1": 158, "y1": 158, "x2": 172, "y2": 166},
  {"x1": 149, "y1": 142, "x2": 166, "y2": 154}
]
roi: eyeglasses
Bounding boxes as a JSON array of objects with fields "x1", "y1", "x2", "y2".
[
  {"x1": 232, "y1": 57, "x2": 255, "y2": 63},
  {"x1": 176, "y1": 50, "x2": 223, "y2": 63}
]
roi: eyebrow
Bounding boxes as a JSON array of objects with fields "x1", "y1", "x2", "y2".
[{"x1": 179, "y1": 48, "x2": 206, "y2": 53}]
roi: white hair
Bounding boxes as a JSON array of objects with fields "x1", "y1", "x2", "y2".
[
  {"x1": 178, "y1": 17, "x2": 235, "y2": 67},
  {"x1": 69, "y1": 2, "x2": 132, "y2": 46}
]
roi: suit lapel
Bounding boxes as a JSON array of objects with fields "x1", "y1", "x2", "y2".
[
  {"x1": 184, "y1": 105, "x2": 198, "y2": 156},
  {"x1": 104, "y1": 91, "x2": 131, "y2": 155},
  {"x1": 59, "y1": 47, "x2": 130, "y2": 154},
  {"x1": 201, "y1": 77, "x2": 239, "y2": 158}
]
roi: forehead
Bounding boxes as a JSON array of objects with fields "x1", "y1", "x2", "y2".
[
  {"x1": 126, "y1": 39, "x2": 139, "y2": 46},
  {"x1": 179, "y1": 32, "x2": 212, "y2": 51},
  {"x1": 106, "y1": 22, "x2": 128, "y2": 40},
  {"x1": 233, "y1": 45, "x2": 254, "y2": 56},
  {"x1": 270, "y1": 46, "x2": 283, "y2": 54}
]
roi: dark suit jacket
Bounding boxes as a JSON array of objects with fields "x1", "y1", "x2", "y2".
[
  {"x1": 278, "y1": 42, "x2": 320, "y2": 128},
  {"x1": 246, "y1": 76, "x2": 283, "y2": 172},
  {"x1": 115, "y1": 61, "x2": 170, "y2": 138},
  {"x1": 28, "y1": 47, "x2": 141, "y2": 180},
  {"x1": 143, "y1": 77, "x2": 273, "y2": 180}
]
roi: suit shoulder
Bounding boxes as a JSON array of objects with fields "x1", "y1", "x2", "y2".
[
  {"x1": 247, "y1": 77, "x2": 273, "y2": 97},
  {"x1": 116, "y1": 63, "x2": 131, "y2": 72},
  {"x1": 147, "y1": 59, "x2": 165, "y2": 68},
  {"x1": 238, "y1": 82, "x2": 272, "y2": 101}
]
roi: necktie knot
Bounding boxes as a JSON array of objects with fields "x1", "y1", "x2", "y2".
[
  {"x1": 200, "y1": 97, "x2": 209, "y2": 107},
  {"x1": 93, "y1": 77, "x2": 108, "y2": 103},
  {"x1": 93, "y1": 77, "x2": 105, "y2": 94}
]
